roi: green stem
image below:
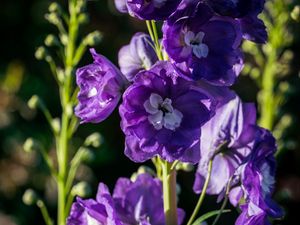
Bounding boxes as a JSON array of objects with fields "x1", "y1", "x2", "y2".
[
  {"x1": 187, "y1": 160, "x2": 213, "y2": 225},
  {"x1": 162, "y1": 160, "x2": 178, "y2": 225},
  {"x1": 37, "y1": 200, "x2": 54, "y2": 225}
]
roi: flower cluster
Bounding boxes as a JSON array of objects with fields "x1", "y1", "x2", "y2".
[
  {"x1": 70, "y1": 0, "x2": 283, "y2": 224},
  {"x1": 67, "y1": 173, "x2": 184, "y2": 225}
]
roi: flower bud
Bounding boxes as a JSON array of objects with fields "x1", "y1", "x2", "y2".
[
  {"x1": 66, "y1": 103, "x2": 74, "y2": 117},
  {"x1": 22, "y1": 189, "x2": 38, "y2": 205},
  {"x1": 84, "y1": 133, "x2": 103, "y2": 148},
  {"x1": 78, "y1": 14, "x2": 89, "y2": 24},
  {"x1": 44, "y1": 34, "x2": 59, "y2": 47},
  {"x1": 175, "y1": 162, "x2": 194, "y2": 172},
  {"x1": 76, "y1": 0, "x2": 86, "y2": 13},
  {"x1": 57, "y1": 68, "x2": 65, "y2": 83},
  {"x1": 137, "y1": 166, "x2": 155, "y2": 176},
  {"x1": 23, "y1": 138, "x2": 38, "y2": 153},
  {"x1": 78, "y1": 147, "x2": 94, "y2": 162},
  {"x1": 28, "y1": 95, "x2": 40, "y2": 109},
  {"x1": 83, "y1": 31, "x2": 102, "y2": 46},
  {"x1": 60, "y1": 34, "x2": 69, "y2": 46},
  {"x1": 51, "y1": 118, "x2": 61, "y2": 134},
  {"x1": 45, "y1": 13, "x2": 61, "y2": 26},
  {"x1": 71, "y1": 182, "x2": 92, "y2": 198},
  {"x1": 35, "y1": 47, "x2": 47, "y2": 60},
  {"x1": 48, "y1": 2, "x2": 61, "y2": 14},
  {"x1": 291, "y1": 6, "x2": 300, "y2": 22}
]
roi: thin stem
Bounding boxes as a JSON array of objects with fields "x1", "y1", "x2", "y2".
[
  {"x1": 162, "y1": 160, "x2": 178, "y2": 225},
  {"x1": 146, "y1": 20, "x2": 155, "y2": 42},
  {"x1": 151, "y1": 20, "x2": 163, "y2": 60},
  {"x1": 187, "y1": 159, "x2": 213, "y2": 225},
  {"x1": 37, "y1": 200, "x2": 54, "y2": 225},
  {"x1": 211, "y1": 179, "x2": 232, "y2": 225}
]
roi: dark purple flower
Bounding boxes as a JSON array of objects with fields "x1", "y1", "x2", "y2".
[
  {"x1": 67, "y1": 183, "x2": 122, "y2": 225},
  {"x1": 67, "y1": 173, "x2": 185, "y2": 225},
  {"x1": 112, "y1": 173, "x2": 185, "y2": 225},
  {"x1": 119, "y1": 61, "x2": 216, "y2": 163},
  {"x1": 75, "y1": 49, "x2": 128, "y2": 124},
  {"x1": 118, "y1": 32, "x2": 158, "y2": 81},
  {"x1": 126, "y1": 0, "x2": 182, "y2": 20},
  {"x1": 193, "y1": 88, "x2": 256, "y2": 195},
  {"x1": 207, "y1": 0, "x2": 267, "y2": 43},
  {"x1": 229, "y1": 127, "x2": 284, "y2": 224},
  {"x1": 163, "y1": 1, "x2": 243, "y2": 86}
]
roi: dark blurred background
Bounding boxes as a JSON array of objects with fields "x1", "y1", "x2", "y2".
[{"x1": 0, "y1": 0, "x2": 300, "y2": 224}]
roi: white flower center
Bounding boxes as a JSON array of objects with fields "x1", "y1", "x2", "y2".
[
  {"x1": 184, "y1": 31, "x2": 209, "y2": 59},
  {"x1": 144, "y1": 93, "x2": 183, "y2": 131},
  {"x1": 88, "y1": 87, "x2": 98, "y2": 98},
  {"x1": 260, "y1": 162, "x2": 275, "y2": 196}
]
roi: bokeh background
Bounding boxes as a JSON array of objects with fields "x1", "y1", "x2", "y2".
[{"x1": 0, "y1": 0, "x2": 300, "y2": 224}]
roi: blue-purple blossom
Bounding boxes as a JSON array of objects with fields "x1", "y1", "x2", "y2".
[
  {"x1": 114, "y1": 0, "x2": 129, "y2": 13},
  {"x1": 163, "y1": 1, "x2": 243, "y2": 86},
  {"x1": 118, "y1": 32, "x2": 158, "y2": 81},
  {"x1": 67, "y1": 173, "x2": 185, "y2": 225},
  {"x1": 206, "y1": 0, "x2": 267, "y2": 43},
  {"x1": 75, "y1": 49, "x2": 128, "y2": 124},
  {"x1": 125, "y1": 0, "x2": 182, "y2": 20},
  {"x1": 193, "y1": 87, "x2": 256, "y2": 195},
  {"x1": 119, "y1": 61, "x2": 216, "y2": 163},
  {"x1": 230, "y1": 127, "x2": 284, "y2": 224},
  {"x1": 67, "y1": 183, "x2": 122, "y2": 225}
]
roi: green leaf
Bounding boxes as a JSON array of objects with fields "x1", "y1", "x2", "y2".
[{"x1": 191, "y1": 209, "x2": 231, "y2": 225}]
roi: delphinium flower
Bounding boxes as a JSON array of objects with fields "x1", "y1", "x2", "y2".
[
  {"x1": 75, "y1": 49, "x2": 128, "y2": 123},
  {"x1": 118, "y1": 32, "x2": 158, "y2": 81},
  {"x1": 206, "y1": 0, "x2": 267, "y2": 43},
  {"x1": 114, "y1": 0, "x2": 182, "y2": 20},
  {"x1": 193, "y1": 88, "x2": 257, "y2": 195},
  {"x1": 163, "y1": 1, "x2": 243, "y2": 86},
  {"x1": 67, "y1": 173, "x2": 185, "y2": 225},
  {"x1": 230, "y1": 127, "x2": 284, "y2": 225},
  {"x1": 119, "y1": 61, "x2": 216, "y2": 163}
]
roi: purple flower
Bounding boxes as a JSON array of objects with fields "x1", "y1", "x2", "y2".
[
  {"x1": 75, "y1": 49, "x2": 128, "y2": 124},
  {"x1": 119, "y1": 61, "x2": 216, "y2": 163},
  {"x1": 207, "y1": 0, "x2": 267, "y2": 43},
  {"x1": 126, "y1": 0, "x2": 182, "y2": 20},
  {"x1": 163, "y1": 1, "x2": 243, "y2": 86},
  {"x1": 193, "y1": 88, "x2": 256, "y2": 195},
  {"x1": 67, "y1": 183, "x2": 122, "y2": 225},
  {"x1": 113, "y1": 173, "x2": 185, "y2": 225},
  {"x1": 118, "y1": 32, "x2": 158, "y2": 81},
  {"x1": 231, "y1": 127, "x2": 284, "y2": 224},
  {"x1": 67, "y1": 173, "x2": 185, "y2": 225},
  {"x1": 114, "y1": 0, "x2": 129, "y2": 13}
]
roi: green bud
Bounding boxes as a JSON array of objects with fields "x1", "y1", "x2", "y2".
[
  {"x1": 130, "y1": 172, "x2": 138, "y2": 182},
  {"x1": 28, "y1": 95, "x2": 40, "y2": 109},
  {"x1": 71, "y1": 182, "x2": 92, "y2": 198},
  {"x1": 291, "y1": 6, "x2": 300, "y2": 22},
  {"x1": 83, "y1": 31, "x2": 102, "y2": 46},
  {"x1": 45, "y1": 13, "x2": 61, "y2": 26},
  {"x1": 78, "y1": 14, "x2": 89, "y2": 24},
  {"x1": 60, "y1": 34, "x2": 69, "y2": 46},
  {"x1": 78, "y1": 147, "x2": 94, "y2": 162},
  {"x1": 44, "y1": 34, "x2": 59, "y2": 47},
  {"x1": 22, "y1": 189, "x2": 38, "y2": 205},
  {"x1": 137, "y1": 166, "x2": 155, "y2": 176},
  {"x1": 175, "y1": 162, "x2": 194, "y2": 172},
  {"x1": 66, "y1": 104, "x2": 74, "y2": 117},
  {"x1": 51, "y1": 118, "x2": 61, "y2": 134},
  {"x1": 76, "y1": 0, "x2": 86, "y2": 13},
  {"x1": 84, "y1": 133, "x2": 103, "y2": 148},
  {"x1": 48, "y1": 2, "x2": 61, "y2": 14},
  {"x1": 35, "y1": 47, "x2": 47, "y2": 60},
  {"x1": 23, "y1": 138, "x2": 38, "y2": 153},
  {"x1": 57, "y1": 68, "x2": 65, "y2": 83}
]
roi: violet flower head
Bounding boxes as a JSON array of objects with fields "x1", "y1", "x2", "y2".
[
  {"x1": 112, "y1": 173, "x2": 185, "y2": 225},
  {"x1": 163, "y1": 1, "x2": 243, "y2": 86},
  {"x1": 67, "y1": 183, "x2": 122, "y2": 225},
  {"x1": 118, "y1": 32, "x2": 158, "y2": 81},
  {"x1": 67, "y1": 173, "x2": 185, "y2": 225},
  {"x1": 114, "y1": 0, "x2": 129, "y2": 13},
  {"x1": 75, "y1": 49, "x2": 128, "y2": 124},
  {"x1": 119, "y1": 61, "x2": 216, "y2": 163},
  {"x1": 126, "y1": 0, "x2": 181, "y2": 20},
  {"x1": 193, "y1": 88, "x2": 256, "y2": 195},
  {"x1": 207, "y1": 0, "x2": 267, "y2": 43},
  {"x1": 230, "y1": 127, "x2": 284, "y2": 224}
]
